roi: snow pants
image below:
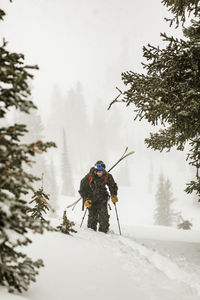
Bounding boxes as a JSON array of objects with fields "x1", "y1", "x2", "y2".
[{"x1": 87, "y1": 203, "x2": 110, "y2": 233}]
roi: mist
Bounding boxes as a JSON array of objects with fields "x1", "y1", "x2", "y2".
[{"x1": 1, "y1": 0, "x2": 198, "y2": 227}]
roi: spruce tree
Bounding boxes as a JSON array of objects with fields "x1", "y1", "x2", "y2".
[
  {"x1": 13, "y1": 110, "x2": 50, "y2": 191},
  {"x1": 0, "y1": 8, "x2": 56, "y2": 293},
  {"x1": 154, "y1": 173, "x2": 167, "y2": 226},
  {"x1": 117, "y1": 159, "x2": 131, "y2": 186},
  {"x1": 44, "y1": 161, "x2": 59, "y2": 215},
  {"x1": 57, "y1": 210, "x2": 77, "y2": 235},
  {"x1": 148, "y1": 161, "x2": 154, "y2": 193},
  {"x1": 61, "y1": 128, "x2": 74, "y2": 196},
  {"x1": 29, "y1": 177, "x2": 54, "y2": 232},
  {"x1": 177, "y1": 218, "x2": 193, "y2": 230},
  {"x1": 109, "y1": 1, "x2": 200, "y2": 201},
  {"x1": 63, "y1": 83, "x2": 91, "y2": 173},
  {"x1": 154, "y1": 174, "x2": 178, "y2": 226}
]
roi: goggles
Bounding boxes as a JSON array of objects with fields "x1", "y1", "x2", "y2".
[{"x1": 95, "y1": 163, "x2": 105, "y2": 170}]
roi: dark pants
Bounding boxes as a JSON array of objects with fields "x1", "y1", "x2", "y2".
[{"x1": 87, "y1": 203, "x2": 110, "y2": 233}]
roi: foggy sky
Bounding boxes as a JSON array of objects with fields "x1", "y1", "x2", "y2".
[
  {"x1": 1, "y1": 0, "x2": 198, "y2": 225},
  {"x1": 0, "y1": 0, "x2": 182, "y2": 115},
  {"x1": 0, "y1": 0, "x2": 187, "y2": 183}
]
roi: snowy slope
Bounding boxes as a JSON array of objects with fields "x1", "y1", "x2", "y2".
[
  {"x1": 2, "y1": 223, "x2": 200, "y2": 300},
  {"x1": 1, "y1": 190, "x2": 200, "y2": 300}
]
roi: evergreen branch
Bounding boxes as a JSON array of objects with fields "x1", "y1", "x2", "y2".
[{"x1": 39, "y1": 196, "x2": 55, "y2": 212}]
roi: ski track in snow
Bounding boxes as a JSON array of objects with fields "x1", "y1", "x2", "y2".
[
  {"x1": 82, "y1": 229, "x2": 200, "y2": 299},
  {"x1": 4, "y1": 226, "x2": 200, "y2": 300},
  {"x1": 119, "y1": 235, "x2": 200, "y2": 297}
]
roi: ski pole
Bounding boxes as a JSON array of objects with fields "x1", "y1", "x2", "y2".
[
  {"x1": 114, "y1": 203, "x2": 121, "y2": 235},
  {"x1": 66, "y1": 197, "x2": 82, "y2": 210},
  {"x1": 80, "y1": 208, "x2": 88, "y2": 228}
]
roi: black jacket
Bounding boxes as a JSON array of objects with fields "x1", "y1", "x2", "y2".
[{"x1": 79, "y1": 167, "x2": 118, "y2": 205}]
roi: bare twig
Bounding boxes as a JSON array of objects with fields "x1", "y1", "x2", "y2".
[
  {"x1": 41, "y1": 173, "x2": 44, "y2": 191},
  {"x1": 108, "y1": 87, "x2": 123, "y2": 110}
]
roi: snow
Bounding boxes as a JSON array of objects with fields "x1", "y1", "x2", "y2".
[
  {"x1": 1, "y1": 220, "x2": 200, "y2": 300},
  {"x1": 0, "y1": 200, "x2": 12, "y2": 217},
  {"x1": 1, "y1": 187, "x2": 200, "y2": 300},
  {"x1": 4, "y1": 229, "x2": 27, "y2": 246},
  {"x1": 0, "y1": 288, "x2": 30, "y2": 300}
]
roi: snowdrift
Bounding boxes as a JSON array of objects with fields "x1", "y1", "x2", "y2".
[{"x1": 1, "y1": 223, "x2": 200, "y2": 300}]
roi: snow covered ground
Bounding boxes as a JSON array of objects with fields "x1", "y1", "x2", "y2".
[
  {"x1": 1, "y1": 221, "x2": 200, "y2": 300},
  {"x1": 1, "y1": 187, "x2": 200, "y2": 300}
]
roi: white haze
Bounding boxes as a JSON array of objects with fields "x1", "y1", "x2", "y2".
[{"x1": 1, "y1": 0, "x2": 199, "y2": 227}]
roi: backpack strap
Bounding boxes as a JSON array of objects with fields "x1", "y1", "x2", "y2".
[
  {"x1": 88, "y1": 171, "x2": 108, "y2": 185},
  {"x1": 105, "y1": 173, "x2": 108, "y2": 184},
  {"x1": 89, "y1": 172, "x2": 93, "y2": 185}
]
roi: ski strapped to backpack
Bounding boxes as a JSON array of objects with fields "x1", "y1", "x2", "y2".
[{"x1": 66, "y1": 147, "x2": 135, "y2": 210}]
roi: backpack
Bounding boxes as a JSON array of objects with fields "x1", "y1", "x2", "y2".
[
  {"x1": 89, "y1": 170, "x2": 108, "y2": 185},
  {"x1": 81, "y1": 170, "x2": 108, "y2": 210}
]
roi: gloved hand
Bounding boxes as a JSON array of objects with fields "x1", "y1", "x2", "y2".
[
  {"x1": 84, "y1": 199, "x2": 92, "y2": 208},
  {"x1": 111, "y1": 195, "x2": 118, "y2": 204}
]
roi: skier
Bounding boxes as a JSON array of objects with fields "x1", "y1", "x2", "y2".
[{"x1": 79, "y1": 160, "x2": 118, "y2": 233}]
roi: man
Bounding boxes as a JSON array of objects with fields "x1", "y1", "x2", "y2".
[{"x1": 79, "y1": 160, "x2": 118, "y2": 233}]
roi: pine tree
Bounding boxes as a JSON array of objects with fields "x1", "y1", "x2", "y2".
[
  {"x1": 44, "y1": 161, "x2": 59, "y2": 215},
  {"x1": 161, "y1": 0, "x2": 199, "y2": 26},
  {"x1": 0, "y1": 8, "x2": 56, "y2": 293},
  {"x1": 64, "y1": 83, "x2": 91, "y2": 173},
  {"x1": 109, "y1": 1, "x2": 200, "y2": 202},
  {"x1": 57, "y1": 210, "x2": 77, "y2": 235},
  {"x1": 28, "y1": 177, "x2": 54, "y2": 232},
  {"x1": 91, "y1": 99, "x2": 108, "y2": 160},
  {"x1": 154, "y1": 174, "x2": 178, "y2": 226},
  {"x1": 177, "y1": 218, "x2": 193, "y2": 230},
  {"x1": 61, "y1": 128, "x2": 75, "y2": 196},
  {"x1": 148, "y1": 161, "x2": 154, "y2": 193},
  {"x1": 13, "y1": 110, "x2": 50, "y2": 191},
  {"x1": 117, "y1": 158, "x2": 131, "y2": 186},
  {"x1": 14, "y1": 110, "x2": 44, "y2": 144}
]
